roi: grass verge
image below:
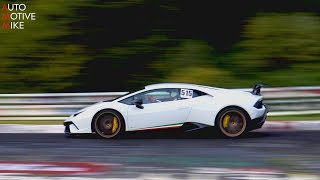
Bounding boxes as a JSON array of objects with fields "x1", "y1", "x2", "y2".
[{"x1": 268, "y1": 114, "x2": 320, "y2": 121}]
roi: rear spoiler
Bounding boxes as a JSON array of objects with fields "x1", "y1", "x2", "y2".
[{"x1": 252, "y1": 84, "x2": 265, "y2": 95}]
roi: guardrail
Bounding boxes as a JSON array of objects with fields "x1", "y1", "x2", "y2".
[
  {"x1": 0, "y1": 86, "x2": 319, "y2": 121},
  {"x1": 238, "y1": 86, "x2": 320, "y2": 116},
  {"x1": 0, "y1": 92, "x2": 128, "y2": 121}
]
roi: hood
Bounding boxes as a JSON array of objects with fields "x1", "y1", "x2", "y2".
[{"x1": 73, "y1": 101, "x2": 112, "y2": 115}]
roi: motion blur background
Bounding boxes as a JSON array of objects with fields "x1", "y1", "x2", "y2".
[
  {"x1": 0, "y1": 2, "x2": 319, "y2": 179},
  {"x1": 0, "y1": 0, "x2": 319, "y2": 93}
]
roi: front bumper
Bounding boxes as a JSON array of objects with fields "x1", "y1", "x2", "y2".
[
  {"x1": 63, "y1": 112, "x2": 93, "y2": 134},
  {"x1": 63, "y1": 121, "x2": 77, "y2": 134}
]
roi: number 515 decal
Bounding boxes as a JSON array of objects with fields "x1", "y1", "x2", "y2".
[{"x1": 180, "y1": 89, "x2": 193, "y2": 99}]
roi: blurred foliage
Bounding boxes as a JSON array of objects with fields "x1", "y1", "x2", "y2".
[
  {"x1": 0, "y1": 1, "x2": 319, "y2": 92},
  {"x1": 153, "y1": 40, "x2": 238, "y2": 87},
  {"x1": 0, "y1": 0, "x2": 88, "y2": 93},
  {"x1": 235, "y1": 13, "x2": 320, "y2": 69},
  {"x1": 153, "y1": 13, "x2": 320, "y2": 88},
  {"x1": 231, "y1": 13, "x2": 320, "y2": 86}
]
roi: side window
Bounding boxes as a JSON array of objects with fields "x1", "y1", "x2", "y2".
[
  {"x1": 138, "y1": 88, "x2": 180, "y2": 104},
  {"x1": 119, "y1": 96, "x2": 134, "y2": 105},
  {"x1": 179, "y1": 89, "x2": 208, "y2": 99},
  {"x1": 192, "y1": 90, "x2": 208, "y2": 98},
  {"x1": 119, "y1": 88, "x2": 208, "y2": 105},
  {"x1": 180, "y1": 89, "x2": 194, "y2": 99},
  {"x1": 119, "y1": 88, "x2": 180, "y2": 105}
]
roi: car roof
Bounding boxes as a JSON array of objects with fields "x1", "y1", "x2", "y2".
[{"x1": 144, "y1": 83, "x2": 220, "y2": 91}]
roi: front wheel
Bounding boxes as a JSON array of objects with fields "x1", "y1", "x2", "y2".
[
  {"x1": 92, "y1": 110, "x2": 124, "y2": 139},
  {"x1": 216, "y1": 107, "x2": 248, "y2": 138}
]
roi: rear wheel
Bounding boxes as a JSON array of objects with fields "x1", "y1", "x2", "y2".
[
  {"x1": 93, "y1": 110, "x2": 124, "y2": 139},
  {"x1": 216, "y1": 107, "x2": 247, "y2": 137}
]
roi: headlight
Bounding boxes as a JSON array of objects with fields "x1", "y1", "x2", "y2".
[{"x1": 73, "y1": 111, "x2": 83, "y2": 117}]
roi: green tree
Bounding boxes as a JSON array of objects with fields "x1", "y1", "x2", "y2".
[
  {"x1": 233, "y1": 13, "x2": 320, "y2": 71},
  {"x1": 231, "y1": 13, "x2": 320, "y2": 86},
  {"x1": 153, "y1": 40, "x2": 237, "y2": 87}
]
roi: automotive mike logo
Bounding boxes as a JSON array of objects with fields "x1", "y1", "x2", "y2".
[{"x1": 1, "y1": 3, "x2": 36, "y2": 30}]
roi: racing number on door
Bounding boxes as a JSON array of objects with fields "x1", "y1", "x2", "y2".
[{"x1": 180, "y1": 89, "x2": 193, "y2": 99}]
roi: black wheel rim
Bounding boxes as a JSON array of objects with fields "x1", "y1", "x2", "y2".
[
  {"x1": 220, "y1": 110, "x2": 246, "y2": 137},
  {"x1": 96, "y1": 113, "x2": 120, "y2": 138}
]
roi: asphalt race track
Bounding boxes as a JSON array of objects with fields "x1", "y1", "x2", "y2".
[{"x1": 0, "y1": 130, "x2": 319, "y2": 179}]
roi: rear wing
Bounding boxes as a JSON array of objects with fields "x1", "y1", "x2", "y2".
[{"x1": 252, "y1": 84, "x2": 265, "y2": 95}]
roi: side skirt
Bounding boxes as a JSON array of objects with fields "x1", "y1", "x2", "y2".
[{"x1": 131, "y1": 122, "x2": 211, "y2": 132}]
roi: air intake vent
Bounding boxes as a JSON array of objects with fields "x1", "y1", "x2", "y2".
[{"x1": 254, "y1": 100, "x2": 263, "y2": 109}]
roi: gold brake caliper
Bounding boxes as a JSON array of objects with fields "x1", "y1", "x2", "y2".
[
  {"x1": 223, "y1": 115, "x2": 230, "y2": 128},
  {"x1": 111, "y1": 116, "x2": 119, "y2": 133}
]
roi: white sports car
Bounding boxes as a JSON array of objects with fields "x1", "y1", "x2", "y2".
[{"x1": 64, "y1": 83, "x2": 268, "y2": 138}]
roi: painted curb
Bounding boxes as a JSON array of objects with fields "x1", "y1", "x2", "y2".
[
  {"x1": 260, "y1": 121, "x2": 320, "y2": 131},
  {"x1": 0, "y1": 167, "x2": 318, "y2": 180},
  {"x1": 0, "y1": 161, "x2": 106, "y2": 175},
  {"x1": 0, "y1": 124, "x2": 63, "y2": 133},
  {"x1": 0, "y1": 121, "x2": 319, "y2": 134}
]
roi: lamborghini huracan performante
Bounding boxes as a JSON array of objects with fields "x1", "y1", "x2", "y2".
[{"x1": 64, "y1": 83, "x2": 268, "y2": 138}]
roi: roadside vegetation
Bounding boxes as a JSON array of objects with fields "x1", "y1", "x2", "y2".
[{"x1": 0, "y1": 1, "x2": 320, "y2": 93}]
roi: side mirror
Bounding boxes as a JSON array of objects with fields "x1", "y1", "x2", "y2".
[{"x1": 132, "y1": 98, "x2": 144, "y2": 109}]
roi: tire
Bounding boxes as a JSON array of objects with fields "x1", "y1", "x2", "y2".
[
  {"x1": 92, "y1": 110, "x2": 125, "y2": 139},
  {"x1": 215, "y1": 107, "x2": 248, "y2": 138}
]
